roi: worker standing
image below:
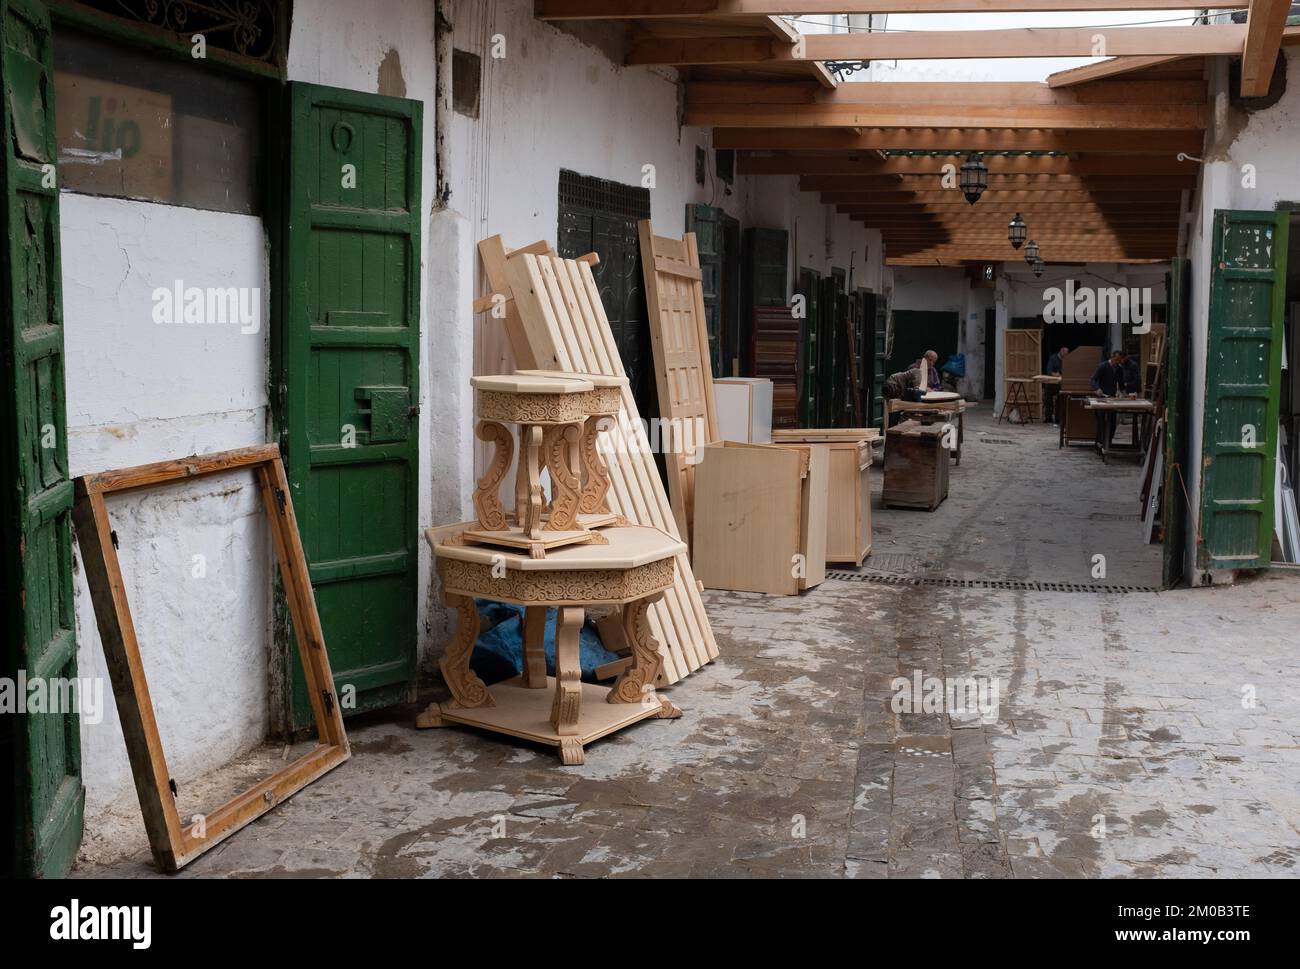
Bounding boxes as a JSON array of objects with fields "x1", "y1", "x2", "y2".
[
  {"x1": 1090, "y1": 350, "x2": 1125, "y2": 448},
  {"x1": 1044, "y1": 345, "x2": 1069, "y2": 424},
  {"x1": 883, "y1": 367, "x2": 924, "y2": 427}
]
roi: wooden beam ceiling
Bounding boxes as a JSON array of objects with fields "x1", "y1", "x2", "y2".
[
  {"x1": 536, "y1": 1, "x2": 1249, "y2": 17},
  {"x1": 534, "y1": 3, "x2": 1201, "y2": 262},
  {"x1": 632, "y1": 25, "x2": 1265, "y2": 66},
  {"x1": 685, "y1": 80, "x2": 1205, "y2": 129},
  {"x1": 714, "y1": 127, "x2": 1203, "y2": 154},
  {"x1": 1242, "y1": 0, "x2": 1292, "y2": 96}
]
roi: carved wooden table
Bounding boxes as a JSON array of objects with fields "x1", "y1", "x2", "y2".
[{"x1": 417, "y1": 522, "x2": 686, "y2": 765}]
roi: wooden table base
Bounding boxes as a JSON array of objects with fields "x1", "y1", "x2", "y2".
[{"x1": 418, "y1": 677, "x2": 680, "y2": 765}]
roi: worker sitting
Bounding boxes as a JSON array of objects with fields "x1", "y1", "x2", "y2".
[
  {"x1": 1044, "y1": 345, "x2": 1069, "y2": 424},
  {"x1": 883, "y1": 367, "x2": 925, "y2": 427},
  {"x1": 1090, "y1": 350, "x2": 1125, "y2": 448},
  {"x1": 910, "y1": 350, "x2": 942, "y2": 392}
]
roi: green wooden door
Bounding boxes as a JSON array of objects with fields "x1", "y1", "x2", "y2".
[
  {"x1": 279, "y1": 82, "x2": 422, "y2": 731},
  {"x1": 1163, "y1": 257, "x2": 1190, "y2": 588},
  {"x1": 798, "y1": 268, "x2": 821, "y2": 426},
  {"x1": 0, "y1": 0, "x2": 83, "y2": 876},
  {"x1": 686, "y1": 203, "x2": 723, "y2": 377},
  {"x1": 742, "y1": 226, "x2": 788, "y2": 374},
  {"x1": 1198, "y1": 209, "x2": 1288, "y2": 570},
  {"x1": 872, "y1": 298, "x2": 887, "y2": 427},
  {"x1": 557, "y1": 171, "x2": 651, "y2": 413}
]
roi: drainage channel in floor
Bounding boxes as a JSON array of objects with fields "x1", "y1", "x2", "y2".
[{"x1": 826, "y1": 571, "x2": 1161, "y2": 594}]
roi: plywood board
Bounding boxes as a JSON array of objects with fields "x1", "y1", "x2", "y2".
[
  {"x1": 638, "y1": 220, "x2": 718, "y2": 544},
  {"x1": 478, "y1": 236, "x2": 718, "y2": 684}
]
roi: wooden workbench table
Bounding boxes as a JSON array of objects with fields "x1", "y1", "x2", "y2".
[
  {"x1": 1083, "y1": 396, "x2": 1156, "y2": 464},
  {"x1": 886, "y1": 397, "x2": 966, "y2": 465}
]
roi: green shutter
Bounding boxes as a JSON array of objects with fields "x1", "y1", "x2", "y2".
[
  {"x1": 1162, "y1": 257, "x2": 1190, "y2": 588},
  {"x1": 1198, "y1": 209, "x2": 1288, "y2": 570},
  {"x1": 685, "y1": 203, "x2": 722, "y2": 376},
  {"x1": 797, "y1": 268, "x2": 820, "y2": 427},
  {"x1": 1, "y1": 0, "x2": 83, "y2": 876},
  {"x1": 277, "y1": 82, "x2": 422, "y2": 731}
]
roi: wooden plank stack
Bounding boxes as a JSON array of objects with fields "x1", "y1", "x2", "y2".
[{"x1": 750, "y1": 305, "x2": 802, "y2": 428}]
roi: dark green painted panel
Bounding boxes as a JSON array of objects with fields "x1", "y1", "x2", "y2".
[
  {"x1": 1199, "y1": 209, "x2": 1288, "y2": 570},
  {"x1": 741, "y1": 226, "x2": 787, "y2": 375},
  {"x1": 280, "y1": 81, "x2": 421, "y2": 732},
  {"x1": 797, "y1": 268, "x2": 820, "y2": 427},
  {"x1": 1163, "y1": 258, "x2": 1190, "y2": 588},
  {"x1": 1, "y1": 0, "x2": 83, "y2": 876}
]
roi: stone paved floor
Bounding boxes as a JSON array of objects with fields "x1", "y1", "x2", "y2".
[{"x1": 75, "y1": 409, "x2": 1300, "y2": 878}]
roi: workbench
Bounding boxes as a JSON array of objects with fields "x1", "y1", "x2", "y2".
[
  {"x1": 886, "y1": 397, "x2": 966, "y2": 465},
  {"x1": 419, "y1": 523, "x2": 685, "y2": 765},
  {"x1": 1083, "y1": 397, "x2": 1156, "y2": 464}
]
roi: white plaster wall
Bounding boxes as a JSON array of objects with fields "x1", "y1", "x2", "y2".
[
  {"x1": 62, "y1": 194, "x2": 271, "y2": 817},
  {"x1": 287, "y1": 0, "x2": 444, "y2": 660}
]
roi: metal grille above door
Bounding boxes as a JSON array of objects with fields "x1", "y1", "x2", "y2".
[{"x1": 557, "y1": 170, "x2": 652, "y2": 413}]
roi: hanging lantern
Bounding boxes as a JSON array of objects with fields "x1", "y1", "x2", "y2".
[
  {"x1": 1024, "y1": 238, "x2": 1040, "y2": 264},
  {"x1": 1008, "y1": 213, "x2": 1027, "y2": 250},
  {"x1": 1031, "y1": 258, "x2": 1045, "y2": 278},
  {"x1": 959, "y1": 153, "x2": 988, "y2": 204}
]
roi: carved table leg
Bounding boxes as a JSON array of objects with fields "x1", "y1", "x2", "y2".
[
  {"x1": 522, "y1": 606, "x2": 547, "y2": 689},
  {"x1": 522, "y1": 424, "x2": 545, "y2": 540},
  {"x1": 544, "y1": 422, "x2": 583, "y2": 530},
  {"x1": 427, "y1": 592, "x2": 493, "y2": 724},
  {"x1": 607, "y1": 592, "x2": 680, "y2": 719},
  {"x1": 579, "y1": 414, "x2": 613, "y2": 515},
  {"x1": 472, "y1": 420, "x2": 513, "y2": 531},
  {"x1": 550, "y1": 606, "x2": 583, "y2": 743}
]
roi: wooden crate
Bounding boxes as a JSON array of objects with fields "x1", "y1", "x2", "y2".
[
  {"x1": 692, "y1": 441, "x2": 828, "y2": 595},
  {"x1": 882, "y1": 421, "x2": 950, "y2": 511},
  {"x1": 772, "y1": 435, "x2": 872, "y2": 566}
]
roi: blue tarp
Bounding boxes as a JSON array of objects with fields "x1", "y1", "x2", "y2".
[
  {"x1": 941, "y1": 353, "x2": 966, "y2": 378},
  {"x1": 468, "y1": 600, "x2": 624, "y2": 685}
]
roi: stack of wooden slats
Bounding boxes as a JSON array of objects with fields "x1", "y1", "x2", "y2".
[{"x1": 750, "y1": 305, "x2": 802, "y2": 429}]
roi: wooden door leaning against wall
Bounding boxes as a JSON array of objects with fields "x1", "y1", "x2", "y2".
[{"x1": 277, "y1": 81, "x2": 423, "y2": 733}]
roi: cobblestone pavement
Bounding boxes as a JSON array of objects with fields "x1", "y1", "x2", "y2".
[{"x1": 75, "y1": 410, "x2": 1300, "y2": 878}]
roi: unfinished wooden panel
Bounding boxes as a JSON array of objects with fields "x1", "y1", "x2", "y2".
[
  {"x1": 478, "y1": 236, "x2": 718, "y2": 684},
  {"x1": 1060, "y1": 344, "x2": 1104, "y2": 393},
  {"x1": 71, "y1": 445, "x2": 349, "y2": 872},
  {"x1": 883, "y1": 421, "x2": 951, "y2": 511},
  {"x1": 638, "y1": 220, "x2": 718, "y2": 543},
  {"x1": 1003, "y1": 328, "x2": 1044, "y2": 419},
  {"x1": 692, "y1": 440, "x2": 828, "y2": 595},
  {"x1": 777, "y1": 437, "x2": 873, "y2": 566}
]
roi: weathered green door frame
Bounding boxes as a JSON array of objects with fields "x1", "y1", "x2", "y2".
[
  {"x1": 1, "y1": 0, "x2": 84, "y2": 877},
  {"x1": 275, "y1": 81, "x2": 423, "y2": 733},
  {"x1": 1198, "y1": 209, "x2": 1288, "y2": 571},
  {"x1": 1162, "y1": 257, "x2": 1190, "y2": 588}
]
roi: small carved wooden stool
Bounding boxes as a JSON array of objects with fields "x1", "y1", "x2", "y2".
[
  {"x1": 466, "y1": 372, "x2": 596, "y2": 557},
  {"x1": 418, "y1": 523, "x2": 685, "y2": 765}
]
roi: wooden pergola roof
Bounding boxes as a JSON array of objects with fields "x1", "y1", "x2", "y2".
[{"x1": 536, "y1": 2, "x2": 1298, "y2": 266}]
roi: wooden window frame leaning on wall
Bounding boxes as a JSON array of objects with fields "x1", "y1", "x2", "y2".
[{"x1": 72, "y1": 445, "x2": 350, "y2": 872}]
